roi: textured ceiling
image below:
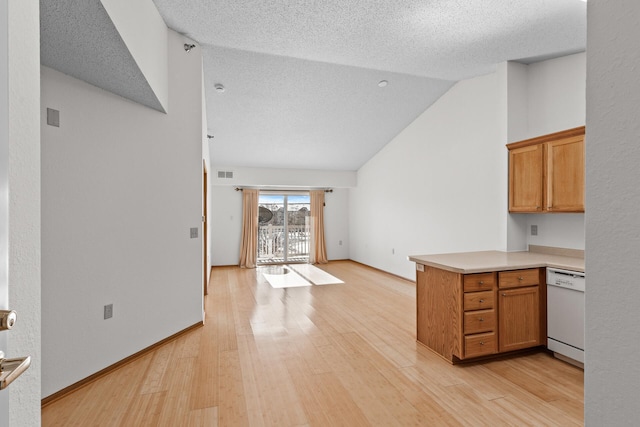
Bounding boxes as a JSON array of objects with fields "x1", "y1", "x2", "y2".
[
  {"x1": 202, "y1": 46, "x2": 454, "y2": 170},
  {"x1": 41, "y1": 1, "x2": 587, "y2": 171},
  {"x1": 154, "y1": 0, "x2": 586, "y2": 81},
  {"x1": 153, "y1": 0, "x2": 585, "y2": 171}
]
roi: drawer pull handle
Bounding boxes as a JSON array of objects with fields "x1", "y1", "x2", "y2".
[
  {"x1": 479, "y1": 299, "x2": 484, "y2": 303},
  {"x1": 502, "y1": 293, "x2": 506, "y2": 297},
  {"x1": 479, "y1": 280, "x2": 484, "y2": 285},
  {"x1": 479, "y1": 318, "x2": 484, "y2": 322},
  {"x1": 480, "y1": 342, "x2": 485, "y2": 345},
  {"x1": 518, "y1": 276, "x2": 524, "y2": 280}
]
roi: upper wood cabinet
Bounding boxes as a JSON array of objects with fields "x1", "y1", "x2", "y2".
[{"x1": 507, "y1": 127, "x2": 585, "y2": 213}]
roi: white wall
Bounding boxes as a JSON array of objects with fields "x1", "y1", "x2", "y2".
[
  {"x1": 209, "y1": 167, "x2": 354, "y2": 266},
  {"x1": 211, "y1": 166, "x2": 357, "y2": 188},
  {"x1": 324, "y1": 188, "x2": 350, "y2": 260},
  {"x1": 525, "y1": 214, "x2": 585, "y2": 250},
  {"x1": 7, "y1": 0, "x2": 41, "y2": 425},
  {"x1": 586, "y1": 1, "x2": 640, "y2": 424},
  {"x1": 349, "y1": 53, "x2": 586, "y2": 279},
  {"x1": 528, "y1": 53, "x2": 586, "y2": 137},
  {"x1": 350, "y1": 72, "x2": 507, "y2": 280},
  {"x1": 522, "y1": 53, "x2": 586, "y2": 250},
  {"x1": 210, "y1": 186, "x2": 243, "y2": 266},
  {"x1": 210, "y1": 185, "x2": 350, "y2": 266},
  {"x1": 202, "y1": 71, "x2": 211, "y2": 291},
  {"x1": 41, "y1": 30, "x2": 204, "y2": 397}
]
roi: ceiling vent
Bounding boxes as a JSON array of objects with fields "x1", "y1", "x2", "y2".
[{"x1": 217, "y1": 171, "x2": 234, "y2": 179}]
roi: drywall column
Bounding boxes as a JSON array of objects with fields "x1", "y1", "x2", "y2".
[
  {"x1": 585, "y1": 0, "x2": 640, "y2": 424},
  {"x1": 500, "y1": 61, "x2": 529, "y2": 252},
  {"x1": 7, "y1": 0, "x2": 42, "y2": 425}
]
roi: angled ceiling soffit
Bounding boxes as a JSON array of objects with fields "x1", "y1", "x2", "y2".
[{"x1": 41, "y1": 0, "x2": 168, "y2": 113}]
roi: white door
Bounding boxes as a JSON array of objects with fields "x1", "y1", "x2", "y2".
[{"x1": 1, "y1": 1, "x2": 10, "y2": 421}]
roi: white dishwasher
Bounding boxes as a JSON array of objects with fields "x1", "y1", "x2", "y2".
[{"x1": 547, "y1": 268, "x2": 585, "y2": 364}]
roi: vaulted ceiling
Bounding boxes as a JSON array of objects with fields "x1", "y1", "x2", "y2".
[{"x1": 40, "y1": 0, "x2": 586, "y2": 171}]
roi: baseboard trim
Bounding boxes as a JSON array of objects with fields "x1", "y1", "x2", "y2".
[
  {"x1": 41, "y1": 321, "x2": 204, "y2": 408},
  {"x1": 348, "y1": 260, "x2": 415, "y2": 284},
  {"x1": 212, "y1": 260, "x2": 413, "y2": 284}
]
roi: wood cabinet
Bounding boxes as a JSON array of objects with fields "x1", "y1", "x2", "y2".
[
  {"x1": 416, "y1": 265, "x2": 545, "y2": 363},
  {"x1": 508, "y1": 126, "x2": 585, "y2": 213},
  {"x1": 462, "y1": 273, "x2": 497, "y2": 358},
  {"x1": 508, "y1": 144, "x2": 544, "y2": 212},
  {"x1": 498, "y1": 269, "x2": 541, "y2": 352}
]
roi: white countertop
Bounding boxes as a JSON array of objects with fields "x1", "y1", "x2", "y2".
[{"x1": 408, "y1": 250, "x2": 584, "y2": 274}]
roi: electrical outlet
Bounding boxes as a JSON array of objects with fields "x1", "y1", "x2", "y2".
[
  {"x1": 531, "y1": 225, "x2": 538, "y2": 236},
  {"x1": 47, "y1": 108, "x2": 60, "y2": 127},
  {"x1": 392, "y1": 248, "x2": 395, "y2": 255},
  {"x1": 190, "y1": 227, "x2": 198, "y2": 238},
  {"x1": 104, "y1": 304, "x2": 113, "y2": 320},
  {"x1": 339, "y1": 240, "x2": 342, "y2": 246}
]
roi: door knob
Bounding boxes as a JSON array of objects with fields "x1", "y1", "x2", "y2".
[{"x1": 0, "y1": 310, "x2": 17, "y2": 331}]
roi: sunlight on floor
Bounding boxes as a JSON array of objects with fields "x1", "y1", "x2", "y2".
[
  {"x1": 259, "y1": 265, "x2": 311, "y2": 288},
  {"x1": 288, "y1": 264, "x2": 344, "y2": 285},
  {"x1": 258, "y1": 264, "x2": 343, "y2": 288}
]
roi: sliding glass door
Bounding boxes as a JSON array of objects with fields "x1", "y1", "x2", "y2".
[{"x1": 257, "y1": 192, "x2": 310, "y2": 264}]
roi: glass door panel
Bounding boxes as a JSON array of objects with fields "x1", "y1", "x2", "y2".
[
  {"x1": 286, "y1": 195, "x2": 310, "y2": 262},
  {"x1": 257, "y1": 193, "x2": 310, "y2": 264}
]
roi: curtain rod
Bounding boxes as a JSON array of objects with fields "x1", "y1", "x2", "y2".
[{"x1": 235, "y1": 188, "x2": 333, "y2": 193}]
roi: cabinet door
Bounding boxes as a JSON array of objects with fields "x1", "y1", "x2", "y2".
[
  {"x1": 546, "y1": 136, "x2": 585, "y2": 212},
  {"x1": 499, "y1": 286, "x2": 540, "y2": 352},
  {"x1": 509, "y1": 144, "x2": 544, "y2": 212}
]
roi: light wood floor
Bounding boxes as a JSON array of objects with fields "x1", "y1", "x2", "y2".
[{"x1": 42, "y1": 261, "x2": 584, "y2": 426}]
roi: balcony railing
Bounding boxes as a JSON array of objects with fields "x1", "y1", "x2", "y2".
[{"x1": 258, "y1": 224, "x2": 310, "y2": 264}]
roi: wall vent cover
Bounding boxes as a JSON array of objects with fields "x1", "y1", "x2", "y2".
[{"x1": 217, "y1": 171, "x2": 234, "y2": 179}]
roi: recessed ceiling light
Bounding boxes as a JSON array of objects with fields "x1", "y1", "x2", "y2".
[
  {"x1": 378, "y1": 80, "x2": 388, "y2": 88},
  {"x1": 214, "y1": 83, "x2": 225, "y2": 93}
]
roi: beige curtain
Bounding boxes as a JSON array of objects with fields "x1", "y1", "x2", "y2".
[
  {"x1": 309, "y1": 190, "x2": 328, "y2": 264},
  {"x1": 239, "y1": 189, "x2": 259, "y2": 268}
]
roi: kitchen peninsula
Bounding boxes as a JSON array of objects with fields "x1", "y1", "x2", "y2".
[{"x1": 408, "y1": 247, "x2": 584, "y2": 363}]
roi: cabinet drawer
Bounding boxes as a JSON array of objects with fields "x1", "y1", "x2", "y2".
[
  {"x1": 463, "y1": 273, "x2": 495, "y2": 292},
  {"x1": 464, "y1": 290, "x2": 494, "y2": 311},
  {"x1": 499, "y1": 268, "x2": 540, "y2": 289},
  {"x1": 464, "y1": 332, "x2": 497, "y2": 358},
  {"x1": 464, "y1": 309, "x2": 496, "y2": 335}
]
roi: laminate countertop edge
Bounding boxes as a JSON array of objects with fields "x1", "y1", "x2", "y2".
[{"x1": 408, "y1": 250, "x2": 584, "y2": 274}]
